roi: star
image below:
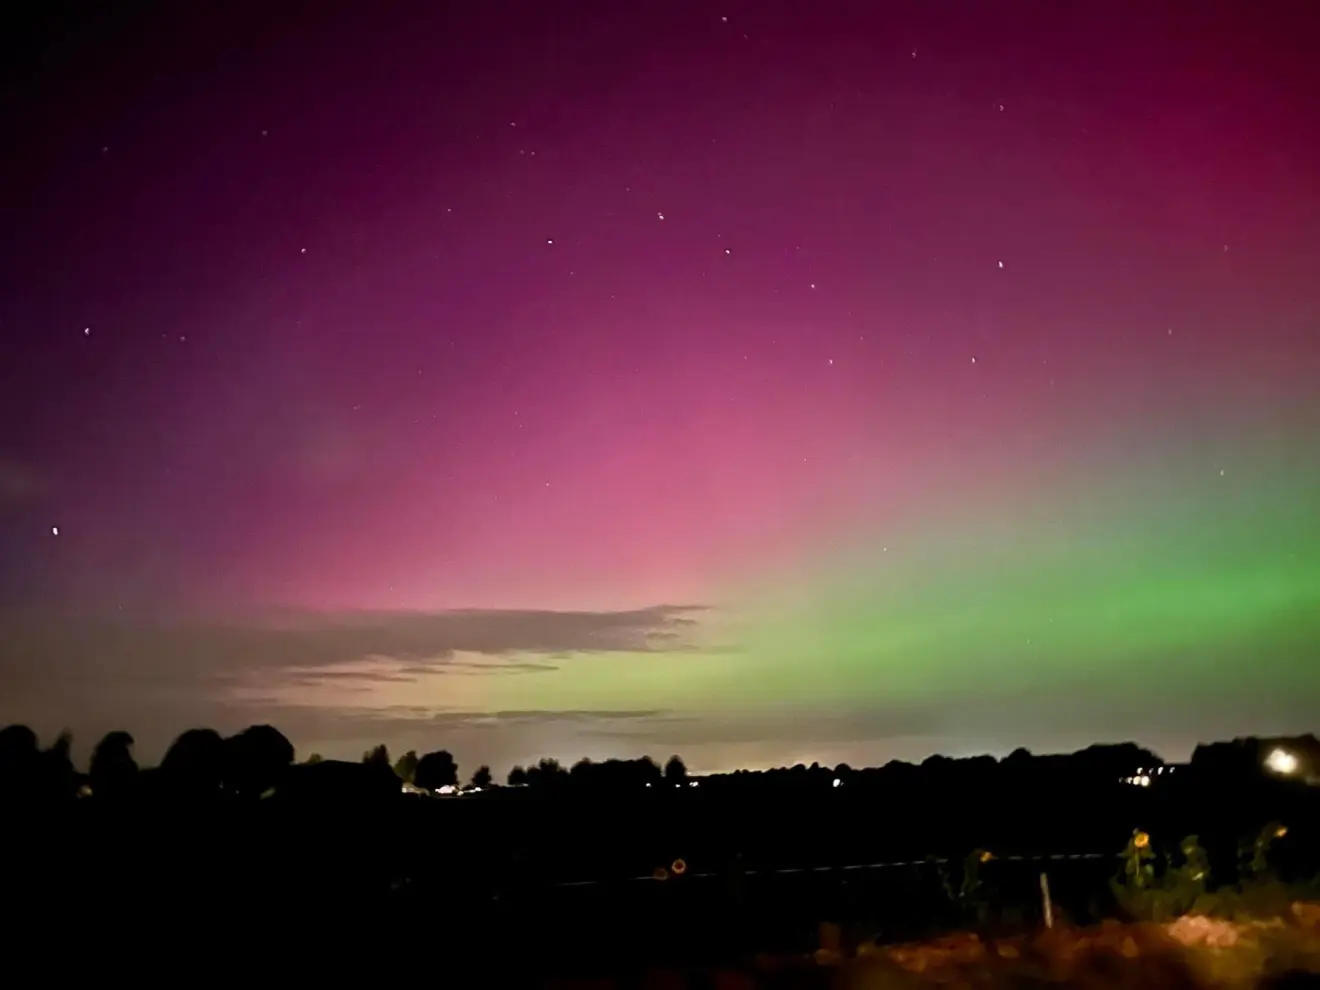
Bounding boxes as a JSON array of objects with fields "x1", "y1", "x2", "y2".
[
  {"x1": 724, "y1": 248, "x2": 731, "y2": 255},
  {"x1": 971, "y1": 356, "x2": 977, "y2": 364},
  {"x1": 827, "y1": 358, "x2": 834, "y2": 365},
  {"x1": 809, "y1": 283, "x2": 817, "y2": 289},
  {"x1": 83, "y1": 327, "x2": 90, "y2": 336},
  {"x1": 997, "y1": 260, "x2": 1004, "y2": 269},
  {"x1": 547, "y1": 238, "x2": 555, "y2": 245},
  {"x1": 51, "y1": 526, "x2": 59, "y2": 536},
  {"x1": 300, "y1": 247, "x2": 307, "y2": 254},
  {"x1": 657, "y1": 212, "x2": 665, "y2": 220}
]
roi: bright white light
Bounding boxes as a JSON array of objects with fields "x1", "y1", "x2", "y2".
[
  {"x1": 51, "y1": 526, "x2": 59, "y2": 536},
  {"x1": 1137, "y1": 775, "x2": 1151, "y2": 787},
  {"x1": 1266, "y1": 748, "x2": 1299, "y2": 775},
  {"x1": 832, "y1": 778, "x2": 842, "y2": 788}
]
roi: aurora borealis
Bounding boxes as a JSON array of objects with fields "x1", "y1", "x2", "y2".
[{"x1": 1, "y1": 2, "x2": 1318, "y2": 772}]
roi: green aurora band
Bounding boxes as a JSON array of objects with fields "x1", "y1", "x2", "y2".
[{"x1": 485, "y1": 466, "x2": 1319, "y2": 744}]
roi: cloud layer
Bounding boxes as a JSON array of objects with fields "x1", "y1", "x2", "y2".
[{"x1": 0, "y1": 604, "x2": 709, "y2": 762}]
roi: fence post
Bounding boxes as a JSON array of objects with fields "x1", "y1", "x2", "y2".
[{"x1": 1039, "y1": 872, "x2": 1054, "y2": 929}]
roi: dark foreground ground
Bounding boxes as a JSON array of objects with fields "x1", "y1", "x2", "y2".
[{"x1": 7, "y1": 762, "x2": 1320, "y2": 981}]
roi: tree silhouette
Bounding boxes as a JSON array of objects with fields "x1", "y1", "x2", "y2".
[
  {"x1": 304, "y1": 753, "x2": 324, "y2": 765},
  {"x1": 89, "y1": 730, "x2": 139, "y2": 800},
  {"x1": 160, "y1": 728, "x2": 227, "y2": 797},
  {"x1": 225, "y1": 724, "x2": 295, "y2": 798},
  {"x1": 664, "y1": 754, "x2": 688, "y2": 785},
  {"x1": 414, "y1": 749, "x2": 458, "y2": 792},
  {"x1": 393, "y1": 750, "x2": 419, "y2": 783},
  {"x1": 0, "y1": 724, "x2": 40, "y2": 794},
  {"x1": 507, "y1": 765, "x2": 527, "y2": 786},
  {"x1": 526, "y1": 757, "x2": 567, "y2": 789},
  {"x1": 471, "y1": 765, "x2": 492, "y2": 789},
  {"x1": 362, "y1": 743, "x2": 391, "y2": 767},
  {"x1": 41, "y1": 730, "x2": 76, "y2": 801}
]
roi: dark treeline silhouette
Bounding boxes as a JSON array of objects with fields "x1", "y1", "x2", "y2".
[{"x1": 3, "y1": 723, "x2": 1319, "y2": 979}]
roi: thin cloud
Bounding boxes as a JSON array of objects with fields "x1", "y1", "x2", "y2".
[
  {"x1": 583, "y1": 706, "x2": 937, "y2": 747},
  {"x1": 0, "y1": 605, "x2": 714, "y2": 759}
]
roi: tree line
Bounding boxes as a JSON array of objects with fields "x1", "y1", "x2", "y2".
[
  {"x1": 2, "y1": 719, "x2": 1316, "y2": 807},
  {"x1": 0, "y1": 721, "x2": 694, "y2": 803}
]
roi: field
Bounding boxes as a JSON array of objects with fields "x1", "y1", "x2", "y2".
[{"x1": 536, "y1": 908, "x2": 1320, "y2": 989}]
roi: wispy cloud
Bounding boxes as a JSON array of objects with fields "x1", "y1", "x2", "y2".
[
  {"x1": 582, "y1": 706, "x2": 936, "y2": 747},
  {"x1": 0, "y1": 604, "x2": 713, "y2": 759}
]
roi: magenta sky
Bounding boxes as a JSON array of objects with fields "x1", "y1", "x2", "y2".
[{"x1": 1, "y1": 2, "x2": 1318, "y2": 771}]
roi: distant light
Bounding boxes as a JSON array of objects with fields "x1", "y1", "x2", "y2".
[
  {"x1": 689, "y1": 779, "x2": 699, "y2": 787},
  {"x1": 51, "y1": 526, "x2": 59, "y2": 536},
  {"x1": 1137, "y1": 775, "x2": 1151, "y2": 787},
  {"x1": 832, "y1": 778, "x2": 842, "y2": 788},
  {"x1": 83, "y1": 327, "x2": 90, "y2": 336},
  {"x1": 1266, "y1": 748, "x2": 1299, "y2": 775},
  {"x1": 546, "y1": 238, "x2": 554, "y2": 245},
  {"x1": 997, "y1": 260, "x2": 1004, "y2": 269}
]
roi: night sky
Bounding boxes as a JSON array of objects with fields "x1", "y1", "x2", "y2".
[{"x1": 2, "y1": 1, "x2": 1318, "y2": 773}]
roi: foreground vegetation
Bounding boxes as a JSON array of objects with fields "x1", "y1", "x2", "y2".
[{"x1": 3, "y1": 722, "x2": 1319, "y2": 983}]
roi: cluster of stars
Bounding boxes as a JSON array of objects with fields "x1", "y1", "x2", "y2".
[{"x1": 62, "y1": 11, "x2": 1254, "y2": 552}]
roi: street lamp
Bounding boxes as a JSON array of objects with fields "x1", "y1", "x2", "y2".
[{"x1": 1265, "y1": 747, "x2": 1299, "y2": 776}]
